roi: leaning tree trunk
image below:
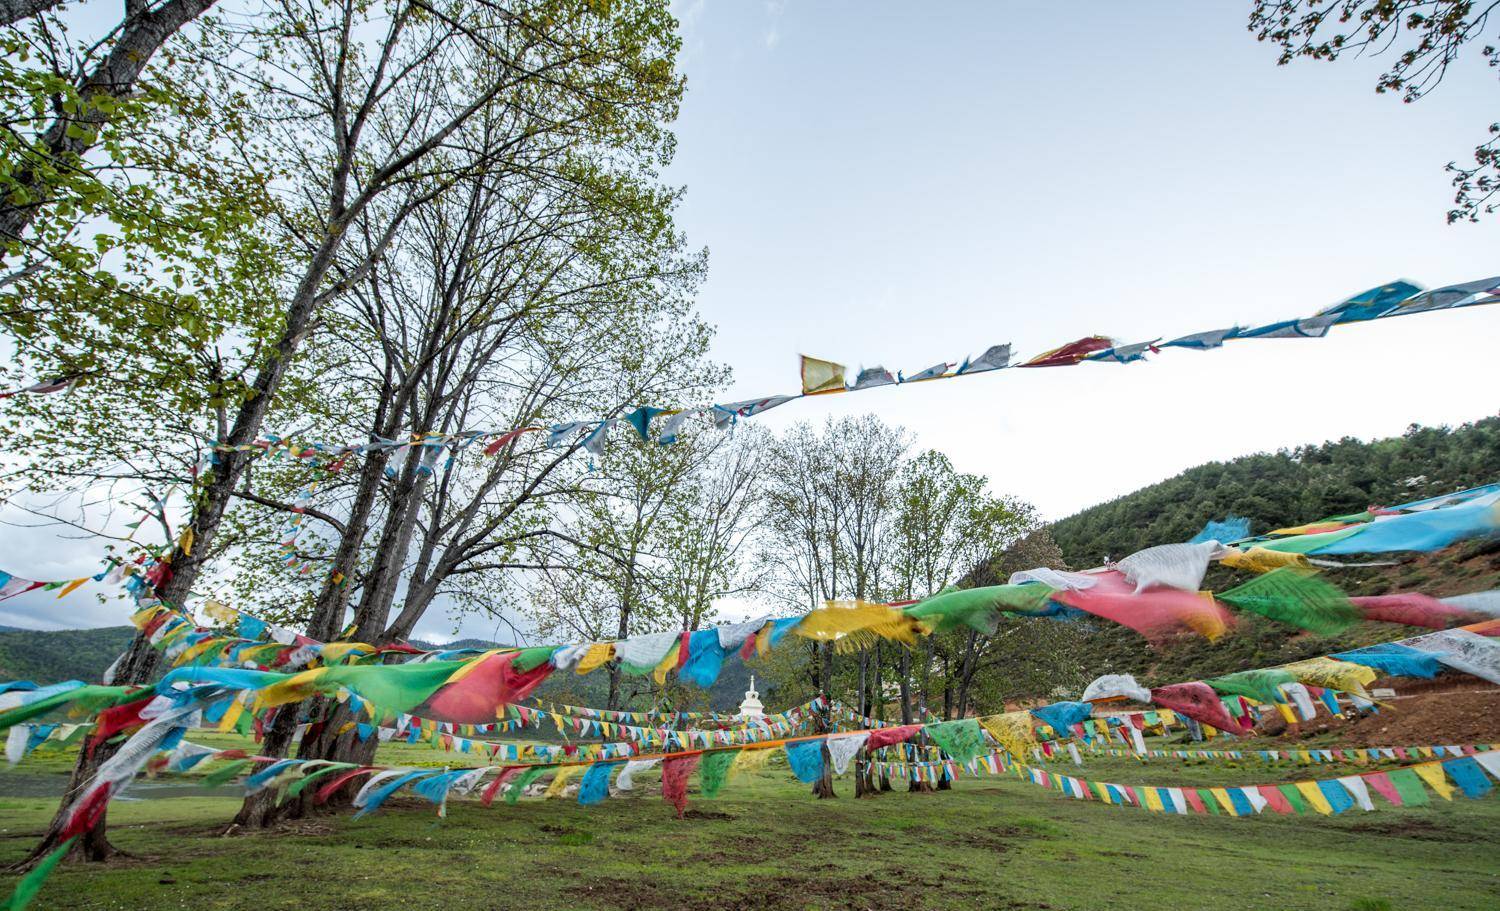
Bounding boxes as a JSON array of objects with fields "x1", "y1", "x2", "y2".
[
  {"x1": 16, "y1": 215, "x2": 353, "y2": 864},
  {"x1": 229, "y1": 707, "x2": 299, "y2": 829}
]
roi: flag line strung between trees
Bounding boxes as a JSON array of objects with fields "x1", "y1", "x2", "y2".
[
  {"x1": 193, "y1": 276, "x2": 1500, "y2": 579},
  {"x1": 4, "y1": 609, "x2": 1499, "y2": 909},
  {"x1": 4, "y1": 479, "x2": 1499, "y2": 676},
  {"x1": 1037, "y1": 741, "x2": 1497, "y2": 769},
  {"x1": 3, "y1": 610, "x2": 1497, "y2": 838},
  {"x1": 7, "y1": 274, "x2": 1488, "y2": 474}
]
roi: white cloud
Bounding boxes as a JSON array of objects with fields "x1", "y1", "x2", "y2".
[{"x1": 763, "y1": 0, "x2": 785, "y2": 50}]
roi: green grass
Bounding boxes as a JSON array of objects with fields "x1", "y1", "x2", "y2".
[{"x1": 3, "y1": 743, "x2": 1498, "y2": 911}]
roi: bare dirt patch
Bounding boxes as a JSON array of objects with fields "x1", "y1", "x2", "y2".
[{"x1": 1258, "y1": 688, "x2": 1500, "y2": 747}]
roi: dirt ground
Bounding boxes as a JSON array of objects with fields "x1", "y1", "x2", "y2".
[{"x1": 1259, "y1": 683, "x2": 1500, "y2": 746}]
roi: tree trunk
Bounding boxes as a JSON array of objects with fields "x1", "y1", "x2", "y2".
[
  {"x1": 0, "y1": 0, "x2": 63, "y2": 28},
  {"x1": 812, "y1": 642, "x2": 835, "y2": 799},
  {"x1": 19, "y1": 209, "x2": 355, "y2": 861},
  {"x1": 9, "y1": 617, "x2": 167, "y2": 868},
  {"x1": 853, "y1": 648, "x2": 868, "y2": 797},
  {"x1": 898, "y1": 647, "x2": 912, "y2": 725},
  {"x1": 229, "y1": 707, "x2": 299, "y2": 829},
  {"x1": 874, "y1": 643, "x2": 891, "y2": 790}
]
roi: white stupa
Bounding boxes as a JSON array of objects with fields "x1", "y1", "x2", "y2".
[{"x1": 737, "y1": 675, "x2": 765, "y2": 720}]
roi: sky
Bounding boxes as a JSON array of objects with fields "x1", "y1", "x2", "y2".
[{"x1": 2, "y1": 1, "x2": 1497, "y2": 639}]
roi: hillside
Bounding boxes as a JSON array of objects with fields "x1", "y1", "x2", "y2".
[
  {"x1": 1032, "y1": 417, "x2": 1500, "y2": 688},
  {"x1": 0, "y1": 625, "x2": 135, "y2": 683},
  {"x1": 1048, "y1": 417, "x2": 1500, "y2": 568}
]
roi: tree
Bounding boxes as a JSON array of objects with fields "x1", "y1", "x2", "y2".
[
  {"x1": 17, "y1": 0, "x2": 694, "y2": 861},
  {"x1": 523, "y1": 426, "x2": 761, "y2": 712},
  {"x1": 1249, "y1": 1, "x2": 1500, "y2": 222},
  {"x1": 763, "y1": 415, "x2": 909, "y2": 798},
  {"x1": 887, "y1": 449, "x2": 1033, "y2": 788},
  {"x1": 952, "y1": 528, "x2": 1092, "y2": 713}
]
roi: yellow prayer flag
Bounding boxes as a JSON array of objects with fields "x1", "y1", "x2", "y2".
[
  {"x1": 202, "y1": 600, "x2": 236, "y2": 624},
  {"x1": 1413, "y1": 762, "x2": 1455, "y2": 800},
  {"x1": 1281, "y1": 657, "x2": 1377, "y2": 698},
  {"x1": 54, "y1": 578, "x2": 88, "y2": 598},
  {"x1": 1294, "y1": 780, "x2": 1334, "y2": 815},
  {"x1": 795, "y1": 600, "x2": 923, "y2": 651},
  {"x1": 174, "y1": 638, "x2": 221, "y2": 666},
  {"x1": 800, "y1": 355, "x2": 846, "y2": 395},
  {"x1": 652, "y1": 642, "x2": 679, "y2": 685},
  {"x1": 1141, "y1": 788, "x2": 1162, "y2": 812},
  {"x1": 979, "y1": 711, "x2": 1038, "y2": 759},
  {"x1": 217, "y1": 697, "x2": 247, "y2": 733},
  {"x1": 544, "y1": 765, "x2": 583, "y2": 798},
  {"x1": 1219, "y1": 547, "x2": 1312, "y2": 574},
  {"x1": 732, "y1": 745, "x2": 776, "y2": 779},
  {"x1": 1209, "y1": 787, "x2": 1239, "y2": 816},
  {"x1": 320, "y1": 642, "x2": 373, "y2": 665},
  {"x1": 576, "y1": 642, "x2": 615, "y2": 675},
  {"x1": 258, "y1": 668, "x2": 328, "y2": 707}
]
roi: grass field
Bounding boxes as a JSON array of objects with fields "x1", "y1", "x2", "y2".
[{"x1": 3, "y1": 735, "x2": 1498, "y2": 911}]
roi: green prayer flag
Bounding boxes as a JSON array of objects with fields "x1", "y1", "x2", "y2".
[
  {"x1": 905, "y1": 584, "x2": 1054, "y2": 633},
  {"x1": 1255, "y1": 526, "x2": 1364, "y2": 554},
  {"x1": 1218, "y1": 568, "x2": 1358, "y2": 636},
  {"x1": 1205, "y1": 668, "x2": 1296, "y2": 705},
  {"x1": 506, "y1": 765, "x2": 550, "y2": 805},
  {"x1": 512, "y1": 647, "x2": 558, "y2": 673},
  {"x1": 1278, "y1": 783, "x2": 1308, "y2": 814},
  {"x1": 1197, "y1": 788, "x2": 1219, "y2": 815},
  {"x1": 4, "y1": 834, "x2": 74, "y2": 910},
  {"x1": 318, "y1": 660, "x2": 468, "y2": 715},
  {"x1": 286, "y1": 764, "x2": 352, "y2": 800},
  {"x1": 926, "y1": 718, "x2": 985, "y2": 764},
  {"x1": 203, "y1": 759, "x2": 254, "y2": 787},
  {"x1": 699, "y1": 749, "x2": 738, "y2": 798},
  {"x1": 1389, "y1": 768, "x2": 1430, "y2": 807}
]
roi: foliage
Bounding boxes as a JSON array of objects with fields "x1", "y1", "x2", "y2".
[
  {"x1": 1048, "y1": 417, "x2": 1500, "y2": 570},
  {"x1": 1248, "y1": 0, "x2": 1500, "y2": 222},
  {"x1": 0, "y1": 624, "x2": 135, "y2": 682}
]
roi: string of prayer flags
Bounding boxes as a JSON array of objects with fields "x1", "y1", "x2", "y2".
[
  {"x1": 113, "y1": 274, "x2": 1498, "y2": 469},
  {"x1": 0, "y1": 375, "x2": 81, "y2": 398}
]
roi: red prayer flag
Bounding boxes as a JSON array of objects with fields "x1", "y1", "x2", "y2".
[{"x1": 1364, "y1": 771, "x2": 1403, "y2": 806}]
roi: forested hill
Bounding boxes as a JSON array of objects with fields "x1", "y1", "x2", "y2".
[{"x1": 1048, "y1": 417, "x2": 1500, "y2": 569}]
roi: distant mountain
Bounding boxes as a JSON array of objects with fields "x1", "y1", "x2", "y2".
[
  {"x1": 408, "y1": 637, "x2": 506, "y2": 651},
  {"x1": 0, "y1": 625, "x2": 136, "y2": 683}
]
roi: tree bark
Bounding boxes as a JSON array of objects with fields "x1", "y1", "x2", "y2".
[
  {"x1": 853, "y1": 648, "x2": 868, "y2": 797},
  {"x1": 229, "y1": 707, "x2": 299, "y2": 829},
  {"x1": 812, "y1": 642, "x2": 835, "y2": 799},
  {"x1": 0, "y1": 0, "x2": 62, "y2": 28}
]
